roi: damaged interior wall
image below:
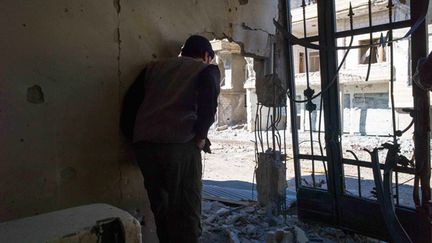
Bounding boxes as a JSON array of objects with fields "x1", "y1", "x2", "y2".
[{"x1": 0, "y1": 0, "x2": 278, "y2": 232}]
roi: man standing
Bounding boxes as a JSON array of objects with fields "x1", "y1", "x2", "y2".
[{"x1": 128, "y1": 35, "x2": 220, "y2": 243}]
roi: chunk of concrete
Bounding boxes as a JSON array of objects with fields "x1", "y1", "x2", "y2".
[
  {"x1": 266, "y1": 231, "x2": 276, "y2": 243},
  {"x1": 294, "y1": 226, "x2": 309, "y2": 243},
  {"x1": 256, "y1": 151, "x2": 287, "y2": 213},
  {"x1": 0, "y1": 204, "x2": 141, "y2": 243},
  {"x1": 216, "y1": 125, "x2": 229, "y2": 131},
  {"x1": 228, "y1": 231, "x2": 241, "y2": 243},
  {"x1": 284, "y1": 231, "x2": 295, "y2": 243}
]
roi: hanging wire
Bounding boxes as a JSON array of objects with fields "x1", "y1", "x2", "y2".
[
  {"x1": 286, "y1": 33, "x2": 355, "y2": 104},
  {"x1": 365, "y1": 0, "x2": 373, "y2": 82},
  {"x1": 387, "y1": 0, "x2": 400, "y2": 206},
  {"x1": 258, "y1": 104, "x2": 265, "y2": 152},
  {"x1": 266, "y1": 108, "x2": 271, "y2": 149},
  {"x1": 252, "y1": 138, "x2": 259, "y2": 201},
  {"x1": 299, "y1": 0, "x2": 319, "y2": 187},
  {"x1": 317, "y1": 96, "x2": 329, "y2": 184},
  {"x1": 411, "y1": 58, "x2": 431, "y2": 92},
  {"x1": 347, "y1": 150, "x2": 363, "y2": 198}
]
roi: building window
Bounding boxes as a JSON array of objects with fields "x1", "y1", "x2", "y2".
[
  {"x1": 220, "y1": 54, "x2": 232, "y2": 88},
  {"x1": 359, "y1": 38, "x2": 386, "y2": 64},
  {"x1": 298, "y1": 51, "x2": 320, "y2": 73},
  {"x1": 296, "y1": 95, "x2": 302, "y2": 130},
  {"x1": 299, "y1": 52, "x2": 305, "y2": 73},
  {"x1": 309, "y1": 51, "x2": 320, "y2": 72},
  {"x1": 343, "y1": 93, "x2": 351, "y2": 109},
  {"x1": 352, "y1": 92, "x2": 389, "y2": 109}
]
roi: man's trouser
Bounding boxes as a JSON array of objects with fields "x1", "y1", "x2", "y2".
[{"x1": 133, "y1": 140, "x2": 202, "y2": 243}]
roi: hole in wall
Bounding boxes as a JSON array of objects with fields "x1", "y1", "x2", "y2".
[
  {"x1": 204, "y1": 39, "x2": 258, "y2": 198},
  {"x1": 27, "y1": 85, "x2": 45, "y2": 104}
]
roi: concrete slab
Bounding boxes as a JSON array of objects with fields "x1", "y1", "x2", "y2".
[{"x1": 0, "y1": 204, "x2": 141, "y2": 243}]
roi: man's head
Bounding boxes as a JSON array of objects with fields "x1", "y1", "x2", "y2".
[{"x1": 180, "y1": 35, "x2": 215, "y2": 64}]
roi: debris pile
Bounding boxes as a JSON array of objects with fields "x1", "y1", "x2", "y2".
[
  {"x1": 216, "y1": 124, "x2": 248, "y2": 132},
  {"x1": 200, "y1": 200, "x2": 383, "y2": 243}
]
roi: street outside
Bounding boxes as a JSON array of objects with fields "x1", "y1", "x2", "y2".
[{"x1": 204, "y1": 126, "x2": 418, "y2": 208}]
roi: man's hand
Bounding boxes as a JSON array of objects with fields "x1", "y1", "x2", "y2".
[{"x1": 195, "y1": 138, "x2": 205, "y2": 150}]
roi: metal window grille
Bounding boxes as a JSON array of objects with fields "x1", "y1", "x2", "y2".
[{"x1": 275, "y1": 0, "x2": 432, "y2": 242}]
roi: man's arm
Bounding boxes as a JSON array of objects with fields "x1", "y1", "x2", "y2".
[{"x1": 194, "y1": 65, "x2": 221, "y2": 143}]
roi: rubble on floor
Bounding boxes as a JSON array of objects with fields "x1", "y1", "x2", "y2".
[
  {"x1": 200, "y1": 200, "x2": 384, "y2": 243},
  {"x1": 215, "y1": 124, "x2": 248, "y2": 132}
]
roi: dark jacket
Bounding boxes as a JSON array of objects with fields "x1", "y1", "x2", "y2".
[{"x1": 120, "y1": 56, "x2": 220, "y2": 144}]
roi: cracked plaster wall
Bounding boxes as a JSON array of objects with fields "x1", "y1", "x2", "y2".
[{"x1": 0, "y1": 0, "x2": 278, "y2": 234}]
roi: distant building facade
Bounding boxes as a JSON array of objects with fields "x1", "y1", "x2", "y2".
[
  {"x1": 291, "y1": 0, "x2": 414, "y2": 136},
  {"x1": 211, "y1": 0, "x2": 432, "y2": 136}
]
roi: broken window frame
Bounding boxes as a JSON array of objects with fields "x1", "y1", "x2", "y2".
[
  {"x1": 308, "y1": 51, "x2": 320, "y2": 72},
  {"x1": 298, "y1": 51, "x2": 320, "y2": 72},
  {"x1": 281, "y1": 0, "x2": 431, "y2": 242}
]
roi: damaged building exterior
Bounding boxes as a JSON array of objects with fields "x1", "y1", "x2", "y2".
[
  {"x1": 211, "y1": 40, "x2": 248, "y2": 127},
  {"x1": 224, "y1": 0, "x2": 430, "y2": 136},
  {"x1": 211, "y1": 39, "x2": 287, "y2": 132},
  {"x1": 291, "y1": 0, "x2": 416, "y2": 136},
  {"x1": 211, "y1": 0, "x2": 432, "y2": 140}
]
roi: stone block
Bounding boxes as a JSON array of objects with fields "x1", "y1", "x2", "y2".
[
  {"x1": 256, "y1": 151, "x2": 287, "y2": 213},
  {"x1": 0, "y1": 204, "x2": 141, "y2": 243},
  {"x1": 294, "y1": 226, "x2": 309, "y2": 243}
]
